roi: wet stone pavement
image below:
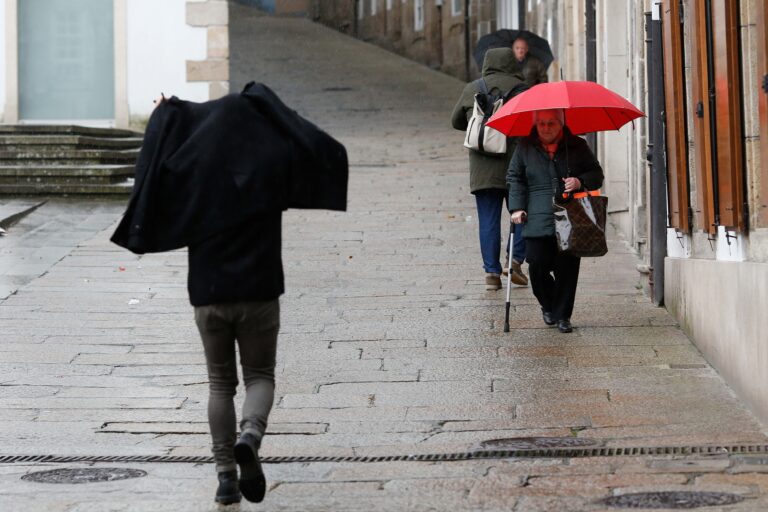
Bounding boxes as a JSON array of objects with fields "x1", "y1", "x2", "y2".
[{"x1": 2, "y1": 5, "x2": 768, "y2": 511}]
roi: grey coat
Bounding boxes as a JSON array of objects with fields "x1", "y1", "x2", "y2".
[
  {"x1": 451, "y1": 48, "x2": 525, "y2": 193},
  {"x1": 507, "y1": 129, "x2": 604, "y2": 238}
]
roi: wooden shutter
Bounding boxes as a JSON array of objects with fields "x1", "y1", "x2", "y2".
[
  {"x1": 688, "y1": 0, "x2": 716, "y2": 234},
  {"x1": 757, "y1": 0, "x2": 768, "y2": 226},
  {"x1": 711, "y1": 0, "x2": 745, "y2": 230},
  {"x1": 662, "y1": 0, "x2": 690, "y2": 231}
]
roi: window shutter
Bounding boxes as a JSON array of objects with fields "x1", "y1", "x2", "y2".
[
  {"x1": 711, "y1": 0, "x2": 745, "y2": 231},
  {"x1": 757, "y1": 0, "x2": 768, "y2": 226},
  {"x1": 689, "y1": 0, "x2": 716, "y2": 234},
  {"x1": 662, "y1": 0, "x2": 690, "y2": 231}
]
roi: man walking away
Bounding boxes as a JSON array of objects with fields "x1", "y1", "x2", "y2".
[{"x1": 112, "y1": 84, "x2": 348, "y2": 505}]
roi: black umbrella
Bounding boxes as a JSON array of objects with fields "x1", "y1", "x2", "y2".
[{"x1": 473, "y1": 29, "x2": 554, "y2": 69}]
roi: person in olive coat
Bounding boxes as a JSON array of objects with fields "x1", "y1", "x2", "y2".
[
  {"x1": 451, "y1": 47, "x2": 529, "y2": 290},
  {"x1": 507, "y1": 109, "x2": 604, "y2": 333}
]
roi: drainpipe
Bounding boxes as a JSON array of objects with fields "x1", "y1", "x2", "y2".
[
  {"x1": 648, "y1": 2, "x2": 667, "y2": 307},
  {"x1": 704, "y1": 0, "x2": 720, "y2": 228},
  {"x1": 585, "y1": 0, "x2": 597, "y2": 153},
  {"x1": 518, "y1": 0, "x2": 525, "y2": 29},
  {"x1": 464, "y1": 0, "x2": 471, "y2": 80}
]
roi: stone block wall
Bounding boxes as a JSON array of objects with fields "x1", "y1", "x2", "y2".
[
  {"x1": 186, "y1": 0, "x2": 230, "y2": 99},
  {"x1": 313, "y1": 0, "x2": 500, "y2": 81}
]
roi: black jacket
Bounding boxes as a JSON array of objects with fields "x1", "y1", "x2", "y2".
[
  {"x1": 187, "y1": 213, "x2": 283, "y2": 306},
  {"x1": 507, "y1": 128, "x2": 604, "y2": 238},
  {"x1": 111, "y1": 83, "x2": 348, "y2": 305},
  {"x1": 111, "y1": 82, "x2": 348, "y2": 254}
]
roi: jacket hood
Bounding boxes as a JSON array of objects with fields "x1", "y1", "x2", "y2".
[{"x1": 482, "y1": 48, "x2": 520, "y2": 77}]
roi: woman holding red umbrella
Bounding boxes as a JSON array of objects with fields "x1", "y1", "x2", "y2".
[{"x1": 506, "y1": 109, "x2": 604, "y2": 333}]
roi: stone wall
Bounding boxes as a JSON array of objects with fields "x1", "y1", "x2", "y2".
[
  {"x1": 186, "y1": 0, "x2": 230, "y2": 99},
  {"x1": 312, "y1": 0, "x2": 500, "y2": 81}
]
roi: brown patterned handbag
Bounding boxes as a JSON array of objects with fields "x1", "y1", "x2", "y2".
[{"x1": 553, "y1": 190, "x2": 608, "y2": 257}]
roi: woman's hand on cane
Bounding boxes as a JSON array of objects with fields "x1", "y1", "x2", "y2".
[{"x1": 511, "y1": 210, "x2": 527, "y2": 224}]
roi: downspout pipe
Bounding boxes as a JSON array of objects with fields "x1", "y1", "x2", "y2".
[
  {"x1": 585, "y1": 0, "x2": 597, "y2": 153},
  {"x1": 464, "y1": 0, "x2": 471, "y2": 80},
  {"x1": 648, "y1": 2, "x2": 667, "y2": 307}
]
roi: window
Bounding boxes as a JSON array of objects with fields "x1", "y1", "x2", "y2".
[
  {"x1": 387, "y1": 0, "x2": 392, "y2": 10},
  {"x1": 414, "y1": 0, "x2": 424, "y2": 31},
  {"x1": 371, "y1": 0, "x2": 376, "y2": 16},
  {"x1": 477, "y1": 21, "x2": 491, "y2": 40},
  {"x1": 357, "y1": 0, "x2": 363, "y2": 19},
  {"x1": 496, "y1": 0, "x2": 519, "y2": 28},
  {"x1": 452, "y1": 0, "x2": 462, "y2": 17}
]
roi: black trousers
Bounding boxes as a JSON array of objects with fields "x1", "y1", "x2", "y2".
[{"x1": 525, "y1": 236, "x2": 581, "y2": 321}]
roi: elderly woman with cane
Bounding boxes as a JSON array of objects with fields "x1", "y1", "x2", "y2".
[{"x1": 506, "y1": 109, "x2": 604, "y2": 333}]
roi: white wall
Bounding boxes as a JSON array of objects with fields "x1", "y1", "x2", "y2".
[
  {"x1": 126, "y1": 0, "x2": 208, "y2": 121},
  {"x1": 0, "y1": 0, "x2": 6, "y2": 121}
]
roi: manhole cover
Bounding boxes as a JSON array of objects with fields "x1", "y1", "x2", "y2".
[
  {"x1": 477, "y1": 437, "x2": 602, "y2": 450},
  {"x1": 603, "y1": 491, "x2": 745, "y2": 509},
  {"x1": 21, "y1": 467, "x2": 147, "y2": 484}
]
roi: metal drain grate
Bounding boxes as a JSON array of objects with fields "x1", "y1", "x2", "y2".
[
  {"x1": 21, "y1": 467, "x2": 147, "y2": 484},
  {"x1": 477, "y1": 437, "x2": 603, "y2": 450},
  {"x1": 602, "y1": 491, "x2": 745, "y2": 509},
  {"x1": 2, "y1": 444, "x2": 768, "y2": 465}
]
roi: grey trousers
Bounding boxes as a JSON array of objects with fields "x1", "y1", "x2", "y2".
[{"x1": 194, "y1": 299, "x2": 280, "y2": 473}]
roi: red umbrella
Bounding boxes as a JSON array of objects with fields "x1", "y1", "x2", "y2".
[{"x1": 486, "y1": 80, "x2": 645, "y2": 136}]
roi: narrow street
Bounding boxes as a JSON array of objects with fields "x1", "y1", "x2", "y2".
[{"x1": 1, "y1": 5, "x2": 767, "y2": 510}]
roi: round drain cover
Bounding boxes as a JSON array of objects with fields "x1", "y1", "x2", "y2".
[
  {"x1": 603, "y1": 491, "x2": 745, "y2": 509},
  {"x1": 477, "y1": 437, "x2": 602, "y2": 450},
  {"x1": 22, "y1": 467, "x2": 147, "y2": 484}
]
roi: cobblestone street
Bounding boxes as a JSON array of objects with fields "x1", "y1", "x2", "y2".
[{"x1": 1, "y1": 5, "x2": 768, "y2": 511}]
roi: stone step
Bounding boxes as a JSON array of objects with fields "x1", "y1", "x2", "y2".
[
  {"x1": 0, "y1": 181, "x2": 134, "y2": 195},
  {"x1": 0, "y1": 149, "x2": 139, "y2": 166},
  {"x1": 0, "y1": 135, "x2": 143, "y2": 151},
  {"x1": 0, "y1": 165, "x2": 135, "y2": 185},
  {"x1": 0, "y1": 125, "x2": 141, "y2": 138}
]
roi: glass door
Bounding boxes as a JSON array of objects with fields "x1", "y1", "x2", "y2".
[{"x1": 18, "y1": 0, "x2": 114, "y2": 122}]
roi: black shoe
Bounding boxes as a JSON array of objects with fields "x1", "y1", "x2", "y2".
[
  {"x1": 234, "y1": 432, "x2": 266, "y2": 503},
  {"x1": 557, "y1": 319, "x2": 573, "y2": 333},
  {"x1": 542, "y1": 310, "x2": 556, "y2": 326},
  {"x1": 215, "y1": 470, "x2": 241, "y2": 505}
]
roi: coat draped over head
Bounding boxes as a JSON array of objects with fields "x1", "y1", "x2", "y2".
[
  {"x1": 451, "y1": 48, "x2": 526, "y2": 193},
  {"x1": 111, "y1": 82, "x2": 348, "y2": 254}
]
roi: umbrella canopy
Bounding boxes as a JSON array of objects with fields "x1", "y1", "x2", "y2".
[
  {"x1": 473, "y1": 29, "x2": 554, "y2": 69},
  {"x1": 486, "y1": 80, "x2": 645, "y2": 136}
]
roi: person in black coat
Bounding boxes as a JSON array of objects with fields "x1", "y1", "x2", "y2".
[
  {"x1": 113, "y1": 85, "x2": 347, "y2": 505},
  {"x1": 506, "y1": 109, "x2": 604, "y2": 333}
]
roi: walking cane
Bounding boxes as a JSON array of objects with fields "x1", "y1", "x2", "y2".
[{"x1": 503, "y1": 221, "x2": 514, "y2": 333}]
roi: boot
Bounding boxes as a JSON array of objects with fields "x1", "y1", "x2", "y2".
[
  {"x1": 214, "y1": 470, "x2": 241, "y2": 505},
  {"x1": 510, "y1": 260, "x2": 529, "y2": 286},
  {"x1": 234, "y1": 432, "x2": 266, "y2": 503},
  {"x1": 485, "y1": 273, "x2": 502, "y2": 290}
]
